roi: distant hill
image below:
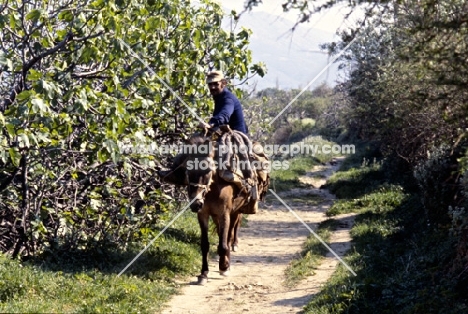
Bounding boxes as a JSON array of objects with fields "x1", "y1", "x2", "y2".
[{"x1": 222, "y1": 10, "x2": 344, "y2": 91}]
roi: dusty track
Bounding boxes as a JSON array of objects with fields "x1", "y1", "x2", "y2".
[{"x1": 161, "y1": 157, "x2": 355, "y2": 314}]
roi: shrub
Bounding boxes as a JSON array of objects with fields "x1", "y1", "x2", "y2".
[{"x1": 413, "y1": 145, "x2": 460, "y2": 225}]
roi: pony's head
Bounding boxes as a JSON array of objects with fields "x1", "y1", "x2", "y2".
[{"x1": 183, "y1": 133, "x2": 216, "y2": 212}]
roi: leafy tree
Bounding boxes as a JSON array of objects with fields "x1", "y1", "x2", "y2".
[
  {"x1": 243, "y1": 0, "x2": 468, "y2": 309},
  {"x1": 336, "y1": 0, "x2": 468, "y2": 163},
  {"x1": 0, "y1": 0, "x2": 264, "y2": 257}
]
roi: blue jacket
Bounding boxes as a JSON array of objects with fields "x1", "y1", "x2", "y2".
[{"x1": 209, "y1": 88, "x2": 248, "y2": 135}]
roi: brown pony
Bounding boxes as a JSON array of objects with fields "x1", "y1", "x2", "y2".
[{"x1": 159, "y1": 132, "x2": 253, "y2": 285}]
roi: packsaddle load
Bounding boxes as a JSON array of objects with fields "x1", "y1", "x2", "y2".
[
  {"x1": 158, "y1": 125, "x2": 270, "y2": 214},
  {"x1": 214, "y1": 125, "x2": 270, "y2": 214}
]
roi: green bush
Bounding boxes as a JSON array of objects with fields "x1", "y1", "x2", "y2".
[
  {"x1": 288, "y1": 118, "x2": 316, "y2": 143},
  {"x1": 413, "y1": 145, "x2": 460, "y2": 225},
  {"x1": 304, "y1": 151, "x2": 468, "y2": 313},
  {"x1": 0, "y1": 0, "x2": 263, "y2": 258}
]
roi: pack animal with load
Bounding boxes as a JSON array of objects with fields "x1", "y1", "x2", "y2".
[{"x1": 157, "y1": 125, "x2": 270, "y2": 284}]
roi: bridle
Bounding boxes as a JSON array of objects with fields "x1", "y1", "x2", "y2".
[
  {"x1": 175, "y1": 130, "x2": 219, "y2": 202},
  {"x1": 185, "y1": 156, "x2": 215, "y2": 200},
  {"x1": 186, "y1": 173, "x2": 212, "y2": 199}
]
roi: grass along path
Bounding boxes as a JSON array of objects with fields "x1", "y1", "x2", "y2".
[
  {"x1": 161, "y1": 157, "x2": 356, "y2": 314},
  {"x1": 0, "y1": 211, "x2": 207, "y2": 313}
]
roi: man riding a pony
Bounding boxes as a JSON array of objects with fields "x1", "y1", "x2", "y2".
[
  {"x1": 157, "y1": 71, "x2": 269, "y2": 284},
  {"x1": 158, "y1": 70, "x2": 268, "y2": 209}
]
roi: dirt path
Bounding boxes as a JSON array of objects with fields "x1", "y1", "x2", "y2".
[{"x1": 161, "y1": 157, "x2": 355, "y2": 314}]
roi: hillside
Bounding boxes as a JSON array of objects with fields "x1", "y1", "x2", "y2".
[{"x1": 222, "y1": 10, "x2": 343, "y2": 90}]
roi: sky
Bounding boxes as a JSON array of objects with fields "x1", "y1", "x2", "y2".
[
  {"x1": 221, "y1": 0, "x2": 362, "y2": 34},
  {"x1": 211, "y1": 0, "x2": 364, "y2": 90}
]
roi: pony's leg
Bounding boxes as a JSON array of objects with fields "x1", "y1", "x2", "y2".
[
  {"x1": 231, "y1": 213, "x2": 242, "y2": 252},
  {"x1": 197, "y1": 211, "x2": 210, "y2": 285},
  {"x1": 217, "y1": 212, "x2": 231, "y2": 276}
]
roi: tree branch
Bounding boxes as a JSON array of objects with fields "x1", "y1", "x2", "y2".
[{"x1": 1, "y1": 32, "x2": 74, "y2": 112}]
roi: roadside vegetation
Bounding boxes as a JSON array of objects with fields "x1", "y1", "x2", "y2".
[
  {"x1": 0, "y1": 0, "x2": 260, "y2": 311},
  {"x1": 285, "y1": 218, "x2": 338, "y2": 288},
  {"x1": 247, "y1": 83, "x2": 346, "y2": 193},
  {"x1": 303, "y1": 152, "x2": 468, "y2": 313},
  {"x1": 266, "y1": 2, "x2": 468, "y2": 310},
  {"x1": 269, "y1": 134, "x2": 340, "y2": 192},
  {"x1": 0, "y1": 212, "x2": 220, "y2": 312}
]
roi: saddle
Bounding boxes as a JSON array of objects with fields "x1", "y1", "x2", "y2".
[
  {"x1": 210, "y1": 125, "x2": 270, "y2": 214},
  {"x1": 158, "y1": 126, "x2": 270, "y2": 214}
]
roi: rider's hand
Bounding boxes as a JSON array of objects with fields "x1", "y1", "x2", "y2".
[{"x1": 197, "y1": 121, "x2": 211, "y2": 129}]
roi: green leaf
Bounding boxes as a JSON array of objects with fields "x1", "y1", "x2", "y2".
[
  {"x1": 18, "y1": 133, "x2": 30, "y2": 148},
  {"x1": 31, "y1": 98, "x2": 48, "y2": 114},
  {"x1": 39, "y1": 80, "x2": 54, "y2": 98},
  {"x1": 0, "y1": 15, "x2": 6, "y2": 29},
  {"x1": 36, "y1": 132, "x2": 52, "y2": 143},
  {"x1": 90, "y1": 0, "x2": 105, "y2": 9},
  {"x1": 193, "y1": 29, "x2": 202, "y2": 47},
  {"x1": 58, "y1": 10, "x2": 74, "y2": 22},
  {"x1": 16, "y1": 90, "x2": 33, "y2": 101},
  {"x1": 26, "y1": 9, "x2": 42, "y2": 22},
  {"x1": 8, "y1": 148, "x2": 21, "y2": 167},
  {"x1": 5, "y1": 123, "x2": 15, "y2": 137},
  {"x1": 6, "y1": 59, "x2": 13, "y2": 71},
  {"x1": 97, "y1": 149, "x2": 110, "y2": 163},
  {"x1": 27, "y1": 69, "x2": 42, "y2": 81},
  {"x1": 9, "y1": 13, "x2": 16, "y2": 29},
  {"x1": 250, "y1": 62, "x2": 267, "y2": 77},
  {"x1": 0, "y1": 51, "x2": 7, "y2": 65}
]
